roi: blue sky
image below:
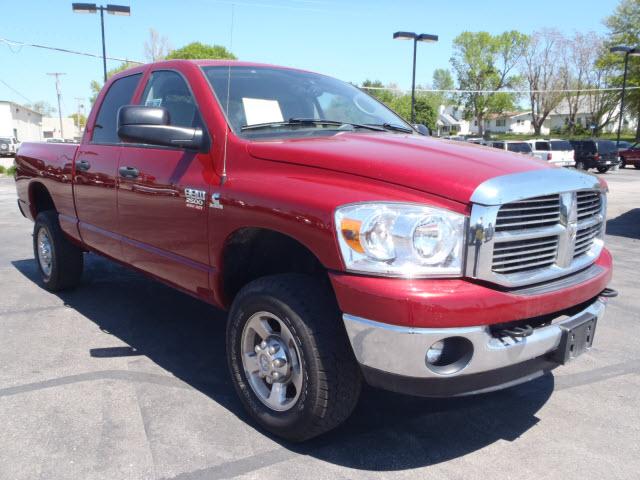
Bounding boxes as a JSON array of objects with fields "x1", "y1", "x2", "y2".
[{"x1": 0, "y1": 0, "x2": 618, "y2": 117}]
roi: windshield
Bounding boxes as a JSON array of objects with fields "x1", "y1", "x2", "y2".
[
  {"x1": 597, "y1": 140, "x2": 617, "y2": 153},
  {"x1": 202, "y1": 66, "x2": 412, "y2": 138},
  {"x1": 507, "y1": 142, "x2": 532, "y2": 153},
  {"x1": 550, "y1": 140, "x2": 572, "y2": 151}
]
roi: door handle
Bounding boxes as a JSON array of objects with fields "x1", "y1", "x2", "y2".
[
  {"x1": 119, "y1": 166, "x2": 139, "y2": 179},
  {"x1": 76, "y1": 159, "x2": 91, "y2": 172}
]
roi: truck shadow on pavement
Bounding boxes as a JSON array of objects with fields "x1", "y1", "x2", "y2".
[
  {"x1": 12, "y1": 254, "x2": 553, "y2": 471},
  {"x1": 606, "y1": 208, "x2": 640, "y2": 240}
]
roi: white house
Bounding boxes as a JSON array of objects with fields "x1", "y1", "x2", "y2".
[
  {"x1": 0, "y1": 101, "x2": 43, "y2": 142},
  {"x1": 471, "y1": 111, "x2": 551, "y2": 136},
  {"x1": 42, "y1": 117, "x2": 79, "y2": 141},
  {"x1": 436, "y1": 105, "x2": 471, "y2": 136},
  {"x1": 547, "y1": 98, "x2": 637, "y2": 134}
]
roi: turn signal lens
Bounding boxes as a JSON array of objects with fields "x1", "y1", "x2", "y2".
[{"x1": 340, "y1": 219, "x2": 364, "y2": 253}]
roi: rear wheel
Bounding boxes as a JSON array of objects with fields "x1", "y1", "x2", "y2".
[
  {"x1": 33, "y1": 211, "x2": 84, "y2": 291},
  {"x1": 635, "y1": 164, "x2": 640, "y2": 170},
  {"x1": 226, "y1": 274, "x2": 362, "y2": 442},
  {"x1": 597, "y1": 166, "x2": 610, "y2": 173}
]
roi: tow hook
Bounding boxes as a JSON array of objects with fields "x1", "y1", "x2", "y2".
[{"x1": 599, "y1": 288, "x2": 619, "y2": 299}]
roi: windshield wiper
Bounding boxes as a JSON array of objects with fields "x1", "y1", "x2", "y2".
[
  {"x1": 241, "y1": 118, "x2": 385, "y2": 132},
  {"x1": 367, "y1": 123, "x2": 414, "y2": 133}
]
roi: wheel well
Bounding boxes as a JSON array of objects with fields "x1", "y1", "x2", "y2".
[
  {"x1": 222, "y1": 228, "x2": 328, "y2": 305},
  {"x1": 30, "y1": 183, "x2": 56, "y2": 217}
]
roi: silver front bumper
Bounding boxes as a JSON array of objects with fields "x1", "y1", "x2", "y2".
[{"x1": 343, "y1": 298, "x2": 606, "y2": 379}]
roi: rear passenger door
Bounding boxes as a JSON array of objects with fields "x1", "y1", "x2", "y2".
[
  {"x1": 116, "y1": 69, "x2": 212, "y2": 297},
  {"x1": 74, "y1": 73, "x2": 142, "y2": 259}
]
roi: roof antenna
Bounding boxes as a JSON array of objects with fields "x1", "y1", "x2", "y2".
[{"x1": 220, "y1": 3, "x2": 234, "y2": 186}]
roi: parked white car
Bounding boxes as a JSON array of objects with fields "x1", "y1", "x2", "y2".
[
  {"x1": 0, "y1": 137, "x2": 19, "y2": 157},
  {"x1": 527, "y1": 139, "x2": 574, "y2": 167},
  {"x1": 489, "y1": 140, "x2": 534, "y2": 156}
]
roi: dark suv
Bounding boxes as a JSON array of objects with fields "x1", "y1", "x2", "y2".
[{"x1": 570, "y1": 139, "x2": 619, "y2": 173}]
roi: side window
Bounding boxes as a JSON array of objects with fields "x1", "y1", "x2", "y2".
[
  {"x1": 141, "y1": 70, "x2": 201, "y2": 128},
  {"x1": 92, "y1": 73, "x2": 142, "y2": 144}
]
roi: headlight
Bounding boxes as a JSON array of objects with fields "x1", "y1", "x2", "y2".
[{"x1": 335, "y1": 202, "x2": 466, "y2": 277}]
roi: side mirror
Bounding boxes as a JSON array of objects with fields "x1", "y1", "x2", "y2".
[
  {"x1": 117, "y1": 105, "x2": 204, "y2": 151},
  {"x1": 413, "y1": 124, "x2": 431, "y2": 136}
]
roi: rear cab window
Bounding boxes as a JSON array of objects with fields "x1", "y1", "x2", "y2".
[
  {"x1": 92, "y1": 73, "x2": 142, "y2": 144},
  {"x1": 596, "y1": 141, "x2": 617, "y2": 153},
  {"x1": 534, "y1": 141, "x2": 550, "y2": 151},
  {"x1": 508, "y1": 142, "x2": 532, "y2": 153},
  {"x1": 550, "y1": 140, "x2": 572, "y2": 151}
]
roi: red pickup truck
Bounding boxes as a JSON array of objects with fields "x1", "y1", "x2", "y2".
[{"x1": 15, "y1": 60, "x2": 614, "y2": 441}]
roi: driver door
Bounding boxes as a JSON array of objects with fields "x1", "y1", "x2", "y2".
[{"x1": 117, "y1": 69, "x2": 213, "y2": 298}]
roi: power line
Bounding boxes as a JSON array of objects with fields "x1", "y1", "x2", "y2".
[
  {"x1": 0, "y1": 77, "x2": 34, "y2": 104},
  {"x1": 360, "y1": 85, "x2": 640, "y2": 94},
  {"x1": 0, "y1": 37, "x2": 143, "y2": 65}
]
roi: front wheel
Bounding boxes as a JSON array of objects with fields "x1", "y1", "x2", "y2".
[
  {"x1": 635, "y1": 164, "x2": 640, "y2": 170},
  {"x1": 620, "y1": 158, "x2": 627, "y2": 168},
  {"x1": 575, "y1": 161, "x2": 586, "y2": 170},
  {"x1": 597, "y1": 166, "x2": 610, "y2": 173},
  {"x1": 33, "y1": 211, "x2": 84, "y2": 291},
  {"x1": 226, "y1": 274, "x2": 362, "y2": 442}
]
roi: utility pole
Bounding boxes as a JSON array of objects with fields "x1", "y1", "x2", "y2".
[
  {"x1": 74, "y1": 97, "x2": 85, "y2": 139},
  {"x1": 47, "y1": 73, "x2": 66, "y2": 139}
]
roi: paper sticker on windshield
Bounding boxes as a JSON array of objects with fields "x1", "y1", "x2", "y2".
[
  {"x1": 146, "y1": 98, "x2": 162, "y2": 107},
  {"x1": 242, "y1": 98, "x2": 283, "y2": 126}
]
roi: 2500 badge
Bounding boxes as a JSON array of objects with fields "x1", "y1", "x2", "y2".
[{"x1": 185, "y1": 188, "x2": 207, "y2": 210}]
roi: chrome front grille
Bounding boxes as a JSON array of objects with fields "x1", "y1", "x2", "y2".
[
  {"x1": 492, "y1": 235, "x2": 559, "y2": 274},
  {"x1": 577, "y1": 191, "x2": 601, "y2": 220},
  {"x1": 495, "y1": 195, "x2": 560, "y2": 232},
  {"x1": 467, "y1": 172, "x2": 606, "y2": 288}
]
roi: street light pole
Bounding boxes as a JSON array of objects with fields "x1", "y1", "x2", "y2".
[
  {"x1": 393, "y1": 31, "x2": 438, "y2": 124},
  {"x1": 411, "y1": 37, "x2": 418, "y2": 124},
  {"x1": 100, "y1": 6, "x2": 107, "y2": 82},
  {"x1": 72, "y1": 3, "x2": 131, "y2": 83},
  {"x1": 610, "y1": 46, "x2": 639, "y2": 148}
]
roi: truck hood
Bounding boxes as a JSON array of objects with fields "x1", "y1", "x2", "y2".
[{"x1": 247, "y1": 132, "x2": 549, "y2": 205}]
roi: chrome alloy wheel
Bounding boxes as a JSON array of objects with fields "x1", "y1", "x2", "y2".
[
  {"x1": 241, "y1": 311, "x2": 303, "y2": 412},
  {"x1": 37, "y1": 228, "x2": 53, "y2": 278}
]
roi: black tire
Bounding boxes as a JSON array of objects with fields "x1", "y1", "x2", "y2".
[
  {"x1": 226, "y1": 274, "x2": 362, "y2": 442},
  {"x1": 596, "y1": 166, "x2": 610, "y2": 174},
  {"x1": 635, "y1": 164, "x2": 640, "y2": 170},
  {"x1": 575, "y1": 161, "x2": 586, "y2": 170},
  {"x1": 33, "y1": 211, "x2": 84, "y2": 291},
  {"x1": 620, "y1": 158, "x2": 626, "y2": 168}
]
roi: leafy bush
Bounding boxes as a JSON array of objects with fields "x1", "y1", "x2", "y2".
[
  {"x1": 0, "y1": 166, "x2": 5, "y2": 174},
  {"x1": 6, "y1": 166, "x2": 16, "y2": 176}
]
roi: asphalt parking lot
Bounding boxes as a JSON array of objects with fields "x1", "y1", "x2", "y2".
[{"x1": 0, "y1": 169, "x2": 639, "y2": 480}]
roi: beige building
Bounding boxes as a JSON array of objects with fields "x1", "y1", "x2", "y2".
[{"x1": 43, "y1": 116, "x2": 79, "y2": 141}]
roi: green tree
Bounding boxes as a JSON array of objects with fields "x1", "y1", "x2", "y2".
[
  {"x1": 451, "y1": 31, "x2": 528, "y2": 135},
  {"x1": 389, "y1": 95, "x2": 437, "y2": 130},
  {"x1": 431, "y1": 68, "x2": 455, "y2": 107},
  {"x1": 166, "y1": 42, "x2": 236, "y2": 60},
  {"x1": 361, "y1": 79, "x2": 396, "y2": 104},
  {"x1": 28, "y1": 101, "x2": 56, "y2": 115},
  {"x1": 601, "y1": 0, "x2": 640, "y2": 139},
  {"x1": 68, "y1": 113, "x2": 87, "y2": 129}
]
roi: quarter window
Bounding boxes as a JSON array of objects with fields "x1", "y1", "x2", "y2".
[
  {"x1": 141, "y1": 71, "x2": 201, "y2": 129},
  {"x1": 92, "y1": 73, "x2": 142, "y2": 144}
]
